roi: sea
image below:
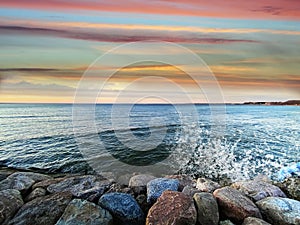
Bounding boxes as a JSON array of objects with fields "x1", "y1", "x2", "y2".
[{"x1": 0, "y1": 103, "x2": 299, "y2": 181}]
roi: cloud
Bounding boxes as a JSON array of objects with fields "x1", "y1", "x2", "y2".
[
  {"x1": 0, "y1": 25, "x2": 259, "y2": 44},
  {"x1": 0, "y1": 0, "x2": 300, "y2": 20}
]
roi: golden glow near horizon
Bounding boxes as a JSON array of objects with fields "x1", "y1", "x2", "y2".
[{"x1": 0, "y1": 0, "x2": 300, "y2": 103}]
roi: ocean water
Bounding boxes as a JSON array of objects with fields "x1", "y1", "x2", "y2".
[{"x1": 0, "y1": 103, "x2": 299, "y2": 181}]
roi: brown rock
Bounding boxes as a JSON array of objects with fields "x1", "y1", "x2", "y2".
[
  {"x1": 242, "y1": 217, "x2": 271, "y2": 225},
  {"x1": 146, "y1": 190, "x2": 197, "y2": 225},
  {"x1": 8, "y1": 192, "x2": 72, "y2": 225},
  {"x1": 213, "y1": 187, "x2": 262, "y2": 223},
  {"x1": 196, "y1": 178, "x2": 221, "y2": 193},
  {"x1": 232, "y1": 180, "x2": 286, "y2": 202}
]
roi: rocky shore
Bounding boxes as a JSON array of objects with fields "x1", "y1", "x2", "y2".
[{"x1": 0, "y1": 167, "x2": 299, "y2": 225}]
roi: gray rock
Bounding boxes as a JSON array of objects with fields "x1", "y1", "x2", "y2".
[
  {"x1": 196, "y1": 178, "x2": 221, "y2": 193},
  {"x1": 0, "y1": 168, "x2": 16, "y2": 182},
  {"x1": 193, "y1": 192, "x2": 219, "y2": 225},
  {"x1": 8, "y1": 192, "x2": 72, "y2": 225},
  {"x1": 55, "y1": 199, "x2": 113, "y2": 225},
  {"x1": 256, "y1": 197, "x2": 300, "y2": 225},
  {"x1": 147, "y1": 178, "x2": 179, "y2": 203},
  {"x1": 0, "y1": 172, "x2": 51, "y2": 194},
  {"x1": 129, "y1": 174, "x2": 156, "y2": 188},
  {"x1": 24, "y1": 187, "x2": 46, "y2": 202},
  {"x1": 32, "y1": 177, "x2": 66, "y2": 190},
  {"x1": 232, "y1": 180, "x2": 286, "y2": 201},
  {"x1": 242, "y1": 217, "x2": 271, "y2": 225},
  {"x1": 146, "y1": 190, "x2": 197, "y2": 225},
  {"x1": 47, "y1": 175, "x2": 111, "y2": 200},
  {"x1": 182, "y1": 185, "x2": 202, "y2": 197},
  {"x1": 98, "y1": 192, "x2": 144, "y2": 225},
  {"x1": 129, "y1": 174, "x2": 156, "y2": 195},
  {"x1": 0, "y1": 189, "x2": 24, "y2": 224},
  {"x1": 213, "y1": 187, "x2": 262, "y2": 223},
  {"x1": 219, "y1": 220, "x2": 235, "y2": 225}
]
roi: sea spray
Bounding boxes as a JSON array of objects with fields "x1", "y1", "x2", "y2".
[{"x1": 171, "y1": 125, "x2": 290, "y2": 181}]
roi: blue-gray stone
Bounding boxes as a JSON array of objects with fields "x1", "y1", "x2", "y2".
[
  {"x1": 147, "y1": 178, "x2": 179, "y2": 203},
  {"x1": 98, "y1": 192, "x2": 144, "y2": 225},
  {"x1": 256, "y1": 197, "x2": 300, "y2": 225}
]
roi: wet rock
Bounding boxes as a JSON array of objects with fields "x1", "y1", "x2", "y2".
[
  {"x1": 213, "y1": 187, "x2": 262, "y2": 222},
  {"x1": 232, "y1": 180, "x2": 286, "y2": 202},
  {"x1": 165, "y1": 175, "x2": 195, "y2": 191},
  {"x1": 146, "y1": 190, "x2": 197, "y2": 225},
  {"x1": 242, "y1": 217, "x2": 271, "y2": 225},
  {"x1": 256, "y1": 197, "x2": 300, "y2": 225},
  {"x1": 105, "y1": 183, "x2": 134, "y2": 196},
  {"x1": 0, "y1": 168, "x2": 16, "y2": 182},
  {"x1": 182, "y1": 185, "x2": 202, "y2": 197},
  {"x1": 47, "y1": 175, "x2": 111, "y2": 200},
  {"x1": 193, "y1": 192, "x2": 219, "y2": 225},
  {"x1": 98, "y1": 192, "x2": 144, "y2": 225},
  {"x1": 0, "y1": 172, "x2": 51, "y2": 194},
  {"x1": 129, "y1": 174, "x2": 156, "y2": 194},
  {"x1": 117, "y1": 173, "x2": 134, "y2": 186},
  {"x1": 196, "y1": 178, "x2": 221, "y2": 193},
  {"x1": 276, "y1": 177, "x2": 300, "y2": 201},
  {"x1": 0, "y1": 189, "x2": 24, "y2": 224},
  {"x1": 55, "y1": 199, "x2": 113, "y2": 225},
  {"x1": 136, "y1": 194, "x2": 150, "y2": 214},
  {"x1": 8, "y1": 192, "x2": 72, "y2": 225},
  {"x1": 147, "y1": 178, "x2": 179, "y2": 203},
  {"x1": 219, "y1": 220, "x2": 235, "y2": 225},
  {"x1": 24, "y1": 187, "x2": 46, "y2": 202},
  {"x1": 32, "y1": 177, "x2": 66, "y2": 190}
]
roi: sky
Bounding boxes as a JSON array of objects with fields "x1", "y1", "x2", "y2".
[{"x1": 0, "y1": 0, "x2": 299, "y2": 103}]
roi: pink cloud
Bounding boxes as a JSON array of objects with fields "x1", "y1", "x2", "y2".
[{"x1": 0, "y1": 0, "x2": 300, "y2": 20}]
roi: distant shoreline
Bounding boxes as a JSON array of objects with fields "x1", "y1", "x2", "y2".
[
  {"x1": 242, "y1": 100, "x2": 300, "y2": 106},
  {"x1": 0, "y1": 100, "x2": 299, "y2": 105}
]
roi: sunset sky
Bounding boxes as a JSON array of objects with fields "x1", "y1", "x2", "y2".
[{"x1": 0, "y1": 0, "x2": 299, "y2": 103}]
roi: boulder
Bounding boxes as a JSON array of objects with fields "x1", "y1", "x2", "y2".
[
  {"x1": 146, "y1": 190, "x2": 197, "y2": 225},
  {"x1": 47, "y1": 175, "x2": 111, "y2": 201},
  {"x1": 0, "y1": 168, "x2": 16, "y2": 182},
  {"x1": 182, "y1": 185, "x2": 202, "y2": 197},
  {"x1": 55, "y1": 199, "x2": 113, "y2": 225},
  {"x1": 129, "y1": 174, "x2": 156, "y2": 194},
  {"x1": 8, "y1": 192, "x2": 72, "y2": 225},
  {"x1": 219, "y1": 220, "x2": 235, "y2": 225},
  {"x1": 147, "y1": 178, "x2": 179, "y2": 203},
  {"x1": 98, "y1": 192, "x2": 144, "y2": 225},
  {"x1": 0, "y1": 172, "x2": 51, "y2": 194},
  {"x1": 32, "y1": 177, "x2": 66, "y2": 190},
  {"x1": 196, "y1": 178, "x2": 221, "y2": 193},
  {"x1": 275, "y1": 177, "x2": 300, "y2": 201},
  {"x1": 193, "y1": 192, "x2": 219, "y2": 225},
  {"x1": 24, "y1": 187, "x2": 46, "y2": 202},
  {"x1": 213, "y1": 187, "x2": 262, "y2": 222},
  {"x1": 165, "y1": 175, "x2": 195, "y2": 191},
  {"x1": 0, "y1": 189, "x2": 24, "y2": 224},
  {"x1": 242, "y1": 217, "x2": 271, "y2": 225},
  {"x1": 256, "y1": 197, "x2": 300, "y2": 225},
  {"x1": 232, "y1": 180, "x2": 286, "y2": 201}
]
